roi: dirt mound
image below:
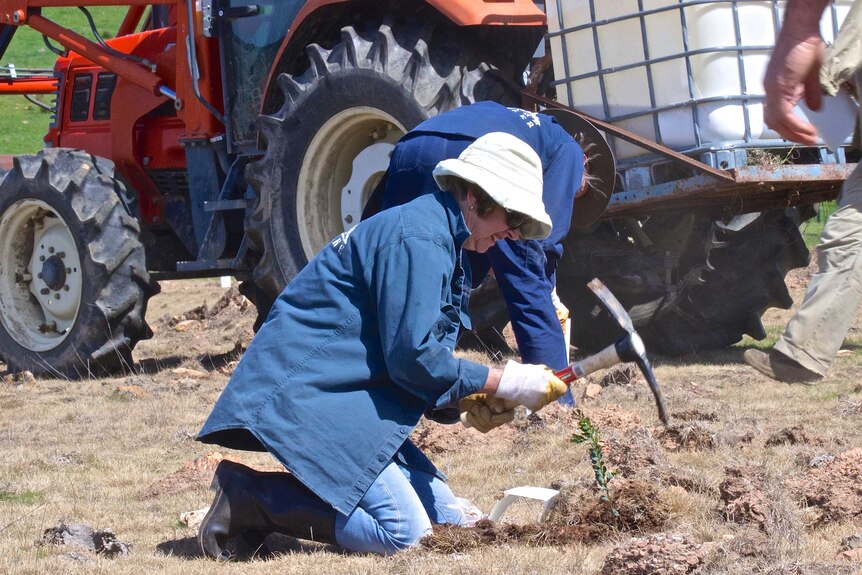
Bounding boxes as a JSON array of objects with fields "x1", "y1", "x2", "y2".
[
  {"x1": 719, "y1": 465, "x2": 800, "y2": 538},
  {"x1": 785, "y1": 448, "x2": 862, "y2": 526},
  {"x1": 138, "y1": 282, "x2": 255, "y2": 363},
  {"x1": 765, "y1": 425, "x2": 823, "y2": 447},
  {"x1": 599, "y1": 364, "x2": 642, "y2": 387},
  {"x1": 589, "y1": 404, "x2": 645, "y2": 436},
  {"x1": 657, "y1": 423, "x2": 715, "y2": 451},
  {"x1": 603, "y1": 428, "x2": 663, "y2": 477},
  {"x1": 163, "y1": 284, "x2": 250, "y2": 328},
  {"x1": 423, "y1": 479, "x2": 670, "y2": 552},
  {"x1": 673, "y1": 409, "x2": 718, "y2": 422},
  {"x1": 410, "y1": 415, "x2": 518, "y2": 455},
  {"x1": 601, "y1": 533, "x2": 715, "y2": 575},
  {"x1": 547, "y1": 479, "x2": 671, "y2": 536},
  {"x1": 141, "y1": 452, "x2": 237, "y2": 499},
  {"x1": 719, "y1": 465, "x2": 771, "y2": 529}
]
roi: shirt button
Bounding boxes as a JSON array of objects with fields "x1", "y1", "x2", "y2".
[
  {"x1": 400, "y1": 427, "x2": 408, "y2": 435},
  {"x1": 377, "y1": 455, "x2": 386, "y2": 462}
]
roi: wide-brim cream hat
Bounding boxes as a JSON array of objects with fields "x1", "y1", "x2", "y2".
[{"x1": 432, "y1": 132, "x2": 552, "y2": 240}]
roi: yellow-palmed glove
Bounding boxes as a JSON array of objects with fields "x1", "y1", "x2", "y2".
[
  {"x1": 551, "y1": 288, "x2": 569, "y2": 332},
  {"x1": 494, "y1": 360, "x2": 568, "y2": 412},
  {"x1": 458, "y1": 394, "x2": 516, "y2": 433}
]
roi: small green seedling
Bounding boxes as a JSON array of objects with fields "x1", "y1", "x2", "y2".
[{"x1": 571, "y1": 409, "x2": 618, "y2": 517}]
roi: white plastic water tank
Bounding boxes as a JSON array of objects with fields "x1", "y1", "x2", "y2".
[{"x1": 546, "y1": 0, "x2": 853, "y2": 163}]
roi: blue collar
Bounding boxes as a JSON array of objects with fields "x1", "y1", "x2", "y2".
[{"x1": 436, "y1": 191, "x2": 471, "y2": 249}]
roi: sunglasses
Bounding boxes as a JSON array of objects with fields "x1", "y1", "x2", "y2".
[{"x1": 505, "y1": 208, "x2": 529, "y2": 230}]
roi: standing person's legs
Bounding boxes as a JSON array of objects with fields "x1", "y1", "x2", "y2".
[
  {"x1": 775, "y1": 163, "x2": 862, "y2": 373},
  {"x1": 746, "y1": 162, "x2": 862, "y2": 381},
  {"x1": 335, "y1": 460, "x2": 433, "y2": 555},
  {"x1": 486, "y1": 239, "x2": 568, "y2": 370}
]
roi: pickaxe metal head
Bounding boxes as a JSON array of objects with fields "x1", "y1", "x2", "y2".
[{"x1": 579, "y1": 279, "x2": 669, "y2": 425}]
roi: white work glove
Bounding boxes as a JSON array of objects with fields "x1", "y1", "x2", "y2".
[
  {"x1": 495, "y1": 360, "x2": 568, "y2": 412},
  {"x1": 458, "y1": 394, "x2": 516, "y2": 433}
]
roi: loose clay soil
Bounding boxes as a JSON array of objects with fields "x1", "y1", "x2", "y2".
[{"x1": 3, "y1": 255, "x2": 862, "y2": 575}]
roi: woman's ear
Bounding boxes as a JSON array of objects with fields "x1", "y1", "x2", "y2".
[{"x1": 465, "y1": 184, "x2": 478, "y2": 210}]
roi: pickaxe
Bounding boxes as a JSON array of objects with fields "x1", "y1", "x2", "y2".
[{"x1": 555, "y1": 278, "x2": 669, "y2": 425}]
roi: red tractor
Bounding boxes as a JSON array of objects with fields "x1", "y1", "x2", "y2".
[
  {"x1": 0, "y1": 0, "x2": 547, "y2": 376},
  {"x1": 0, "y1": 1, "x2": 850, "y2": 377}
]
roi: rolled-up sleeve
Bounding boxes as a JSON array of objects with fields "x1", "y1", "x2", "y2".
[{"x1": 369, "y1": 236, "x2": 488, "y2": 407}]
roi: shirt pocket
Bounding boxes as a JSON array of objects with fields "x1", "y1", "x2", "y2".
[{"x1": 432, "y1": 304, "x2": 460, "y2": 344}]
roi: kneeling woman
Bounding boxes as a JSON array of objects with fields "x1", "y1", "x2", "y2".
[{"x1": 196, "y1": 133, "x2": 568, "y2": 557}]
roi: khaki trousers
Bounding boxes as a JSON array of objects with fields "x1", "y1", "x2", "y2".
[{"x1": 775, "y1": 161, "x2": 862, "y2": 375}]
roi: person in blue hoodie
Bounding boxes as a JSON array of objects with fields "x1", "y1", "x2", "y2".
[
  {"x1": 196, "y1": 133, "x2": 569, "y2": 558},
  {"x1": 370, "y1": 101, "x2": 615, "y2": 374}
]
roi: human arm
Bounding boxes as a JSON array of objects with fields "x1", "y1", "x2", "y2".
[
  {"x1": 763, "y1": 0, "x2": 831, "y2": 144},
  {"x1": 486, "y1": 239, "x2": 569, "y2": 369},
  {"x1": 459, "y1": 361, "x2": 567, "y2": 431},
  {"x1": 370, "y1": 236, "x2": 490, "y2": 407}
]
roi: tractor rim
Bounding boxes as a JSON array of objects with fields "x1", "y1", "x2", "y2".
[
  {"x1": 0, "y1": 199, "x2": 82, "y2": 352},
  {"x1": 297, "y1": 106, "x2": 403, "y2": 259}
]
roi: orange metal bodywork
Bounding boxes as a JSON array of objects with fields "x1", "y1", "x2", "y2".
[
  {"x1": 44, "y1": 26, "x2": 187, "y2": 224},
  {"x1": 261, "y1": 0, "x2": 546, "y2": 115},
  {"x1": 426, "y1": 0, "x2": 545, "y2": 25},
  {"x1": 10, "y1": 2, "x2": 223, "y2": 225},
  {"x1": 0, "y1": 76, "x2": 56, "y2": 93}
]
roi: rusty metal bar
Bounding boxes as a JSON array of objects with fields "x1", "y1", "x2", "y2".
[
  {"x1": 522, "y1": 91, "x2": 736, "y2": 182},
  {"x1": 26, "y1": 12, "x2": 165, "y2": 96},
  {"x1": 604, "y1": 163, "x2": 854, "y2": 218}
]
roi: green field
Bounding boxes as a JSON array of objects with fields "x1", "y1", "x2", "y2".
[
  {"x1": 801, "y1": 200, "x2": 838, "y2": 249},
  {"x1": 0, "y1": 7, "x2": 126, "y2": 154}
]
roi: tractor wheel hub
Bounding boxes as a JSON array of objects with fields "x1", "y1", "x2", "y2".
[{"x1": 40, "y1": 254, "x2": 66, "y2": 291}]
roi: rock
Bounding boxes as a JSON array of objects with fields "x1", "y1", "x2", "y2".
[
  {"x1": 37, "y1": 522, "x2": 129, "y2": 557},
  {"x1": 841, "y1": 534, "x2": 862, "y2": 552},
  {"x1": 179, "y1": 507, "x2": 210, "y2": 531},
  {"x1": 601, "y1": 532, "x2": 714, "y2": 575},
  {"x1": 838, "y1": 548, "x2": 862, "y2": 561},
  {"x1": 173, "y1": 319, "x2": 199, "y2": 331},
  {"x1": 113, "y1": 384, "x2": 148, "y2": 399},
  {"x1": 809, "y1": 453, "x2": 836, "y2": 468},
  {"x1": 585, "y1": 383, "x2": 603, "y2": 399},
  {"x1": 171, "y1": 367, "x2": 209, "y2": 379}
]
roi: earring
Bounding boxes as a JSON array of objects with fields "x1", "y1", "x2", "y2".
[{"x1": 469, "y1": 205, "x2": 475, "y2": 211}]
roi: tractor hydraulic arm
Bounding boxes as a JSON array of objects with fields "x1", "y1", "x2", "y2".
[{"x1": 0, "y1": 1, "x2": 176, "y2": 100}]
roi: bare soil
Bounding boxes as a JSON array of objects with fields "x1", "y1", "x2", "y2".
[{"x1": 3, "y1": 254, "x2": 862, "y2": 574}]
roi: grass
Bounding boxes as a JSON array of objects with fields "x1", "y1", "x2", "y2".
[
  {"x1": 801, "y1": 200, "x2": 838, "y2": 249},
  {"x1": 0, "y1": 489, "x2": 42, "y2": 505},
  {"x1": 1, "y1": 278, "x2": 862, "y2": 574},
  {"x1": 0, "y1": 7, "x2": 126, "y2": 154}
]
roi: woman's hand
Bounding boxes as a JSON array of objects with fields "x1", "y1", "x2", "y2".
[
  {"x1": 493, "y1": 360, "x2": 568, "y2": 412},
  {"x1": 458, "y1": 394, "x2": 516, "y2": 432}
]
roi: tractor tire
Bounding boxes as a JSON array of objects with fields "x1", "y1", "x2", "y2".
[
  {"x1": 244, "y1": 20, "x2": 519, "y2": 315},
  {"x1": 0, "y1": 149, "x2": 156, "y2": 377},
  {"x1": 556, "y1": 209, "x2": 811, "y2": 356}
]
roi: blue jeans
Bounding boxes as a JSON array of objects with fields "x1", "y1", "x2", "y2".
[{"x1": 333, "y1": 458, "x2": 466, "y2": 555}]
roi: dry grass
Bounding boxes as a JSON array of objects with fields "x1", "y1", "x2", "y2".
[{"x1": 2, "y1": 269, "x2": 862, "y2": 574}]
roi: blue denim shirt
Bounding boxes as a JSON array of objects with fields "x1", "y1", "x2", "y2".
[
  {"x1": 382, "y1": 100, "x2": 584, "y2": 251},
  {"x1": 197, "y1": 192, "x2": 489, "y2": 514}
]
